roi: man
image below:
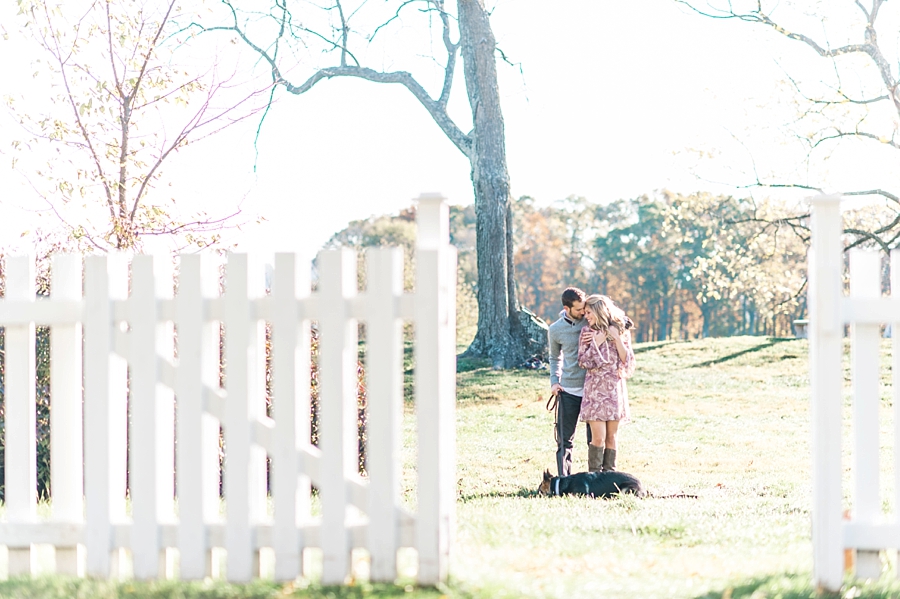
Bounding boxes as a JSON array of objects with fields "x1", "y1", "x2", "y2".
[{"x1": 548, "y1": 287, "x2": 592, "y2": 477}]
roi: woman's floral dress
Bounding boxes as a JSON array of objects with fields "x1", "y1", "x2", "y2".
[{"x1": 577, "y1": 326, "x2": 636, "y2": 422}]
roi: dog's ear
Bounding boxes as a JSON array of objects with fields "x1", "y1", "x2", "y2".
[{"x1": 543, "y1": 469, "x2": 553, "y2": 483}]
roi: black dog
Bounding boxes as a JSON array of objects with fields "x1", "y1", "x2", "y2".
[{"x1": 538, "y1": 469, "x2": 646, "y2": 498}]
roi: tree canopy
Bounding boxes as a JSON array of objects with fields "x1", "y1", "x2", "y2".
[{"x1": 7, "y1": 0, "x2": 268, "y2": 251}]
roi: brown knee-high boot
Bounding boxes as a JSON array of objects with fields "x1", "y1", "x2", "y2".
[
  {"x1": 588, "y1": 445, "x2": 604, "y2": 473},
  {"x1": 602, "y1": 448, "x2": 617, "y2": 472}
]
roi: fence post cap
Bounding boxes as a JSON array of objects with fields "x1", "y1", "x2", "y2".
[
  {"x1": 807, "y1": 193, "x2": 842, "y2": 206},
  {"x1": 414, "y1": 192, "x2": 447, "y2": 203},
  {"x1": 415, "y1": 193, "x2": 449, "y2": 249}
]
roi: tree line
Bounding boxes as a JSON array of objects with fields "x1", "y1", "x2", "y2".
[
  {"x1": 515, "y1": 192, "x2": 814, "y2": 341},
  {"x1": 327, "y1": 191, "x2": 812, "y2": 343}
]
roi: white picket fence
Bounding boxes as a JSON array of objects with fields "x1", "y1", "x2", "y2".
[
  {"x1": 809, "y1": 194, "x2": 900, "y2": 590},
  {"x1": 0, "y1": 194, "x2": 457, "y2": 584}
]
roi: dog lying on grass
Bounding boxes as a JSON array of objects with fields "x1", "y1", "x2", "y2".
[{"x1": 538, "y1": 469, "x2": 647, "y2": 498}]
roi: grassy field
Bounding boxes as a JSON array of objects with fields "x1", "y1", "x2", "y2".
[
  {"x1": 3, "y1": 335, "x2": 900, "y2": 598},
  {"x1": 451, "y1": 336, "x2": 814, "y2": 598}
]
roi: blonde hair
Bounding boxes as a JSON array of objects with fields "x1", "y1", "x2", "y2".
[{"x1": 584, "y1": 294, "x2": 629, "y2": 334}]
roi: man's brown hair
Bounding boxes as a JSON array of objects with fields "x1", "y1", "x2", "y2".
[{"x1": 561, "y1": 287, "x2": 586, "y2": 308}]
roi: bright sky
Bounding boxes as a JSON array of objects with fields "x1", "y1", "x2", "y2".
[{"x1": 0, "y1": 0, "x2": 896, "y2": 258}]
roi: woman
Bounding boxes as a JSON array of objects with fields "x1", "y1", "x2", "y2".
[{"x1": 577, "y1": 294, "x2": 636, "y2": 473}]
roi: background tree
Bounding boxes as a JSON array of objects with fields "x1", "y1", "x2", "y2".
[
  {"x1": 592, "y1": 191, "x2": 807, "y2": 341},
  {"x1": 677, "y1": 0, "x2": 900, "y2": 253},
  {"x1": 323, "y1": 204, "x2": 480, "y2": 345},
  {"x1": 7, "y1": 0, "x2": 268, "y2": 252},
  {"x1": 512, "y1": 197, "x2": 566, "y2": 321},
  {"x1": 594, "y1": 195, "x2": 687, "y2": 342},
  {"x1": 203, "y1": 0, "x2": 529, "y2": 367}
]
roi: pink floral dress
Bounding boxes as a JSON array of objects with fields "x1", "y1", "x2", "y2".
[{"x1": 577, "y1": 326, "x2": 636, "y2": 423}]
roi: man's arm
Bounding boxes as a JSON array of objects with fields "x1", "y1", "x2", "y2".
[{"x1": 548, "y1": 327, "x2": 563, "y2": 392}]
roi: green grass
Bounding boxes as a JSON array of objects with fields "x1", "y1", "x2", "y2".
[
  {"x1": 4, "y1": 335, "x2": 900, "y2": 598},
  {"x1": 452, "y1": 336, "x2": 816, "y2": 598}
]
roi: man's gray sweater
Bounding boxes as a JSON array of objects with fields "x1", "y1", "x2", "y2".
[{"x1": 548, "y1": 314, "x2": 587, "y2": 390}]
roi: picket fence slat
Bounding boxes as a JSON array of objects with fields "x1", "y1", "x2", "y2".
[
  {"x1": 130, "y1": 255, "x2": 177, "y2": 579},
  {"x1": 271, "y1": 252, "x2": 312, "y2": 581},
  {"x1": 893, "y1": 251, "x2": 900, "y2": 543},
  {"x1": 318, "y1": 249, "x2": 357, "y2": 585},
  {"x1": 0, "y1": 194, "x2": 455, "y2": 586},
  {"x1": 176, "y1": 254, "x2": 219, "y2": 579},
  {"x1": 130, "y1": 256, "x2": 155, "y2": 578},
  {"x1": 50, "y1": 254, "x2": 84, "y2": 576},
  {"x1": 223, "y1": 254, "x2": 267, "y2": 582},
  {"x1": 84, "y1": 255, "x2": 130, "y2": 578},
  {"x1": 849, "y1": 250, "x2": 882, "y2": 579},
  {"x1": 366, "y1": 248, "x2": 404, "y2": 582},
  {"x1": 5, "y1": 256, "x2": 37, "y2": 576}
]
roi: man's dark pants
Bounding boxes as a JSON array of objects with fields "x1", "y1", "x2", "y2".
[{"x1": 555, "y1": 390, "x2": 592, "y2": 477}]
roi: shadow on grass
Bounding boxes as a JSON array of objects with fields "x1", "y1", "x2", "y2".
[
  {"x1": 633, "y1": 339, "x2": 683, "y2": 354},
  {"x1": 456, "y1": 355, "x2": 491, "y2": 373},
  {"x1": 0, "y1": 577, "x2": 470, "y2": 599},
  {"x1": 691, "y1": 337, "x2": 794, "y2": 368},
  {"x1": 459, "y1": 487, "x2": 538, "y2": 502},
  {"x1": 688, "y1": 572, "x2": 900, "y2": 599},
  {"x1": 692, "y1": 574, "x2": 816, "y2": 599}
]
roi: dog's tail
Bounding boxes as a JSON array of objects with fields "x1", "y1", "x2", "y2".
[{"x1": 614, "y1": 482, "x2": 647, "y2": 499}]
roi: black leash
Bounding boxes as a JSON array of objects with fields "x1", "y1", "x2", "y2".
[
  {"x1": 545, "y1": 393, "x2": 558, "y2": 412},
  {"x1": 546, "y1": 393, "x2": 560, "y2": 445}
]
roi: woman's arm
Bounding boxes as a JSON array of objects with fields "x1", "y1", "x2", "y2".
[
  {"x1": 615, "y1": 329, "x2": 636, "y2": 379},
  {"x1": 607, "y1": 326, "x2": 628, "y2": 363},
  {"x1": 578, "y1": 327, "x2": 608, "y2": 370}
]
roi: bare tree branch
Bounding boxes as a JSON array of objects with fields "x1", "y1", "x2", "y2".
[
  {"x1": 431, "y1": 0, "x2": 460, "y2": 109},
  {"x1": 369, "y1": 0, "x2": 419, "y2": 42},
  {"x1": 677, "y1": 0, "x2": 900, "y2": 119},
  {"x1": 129, "y1": 79, "x2": 271, "y2": 221},
  {"x1": 286, "y1": 64, "x2": 472, "y2": 156},
  {"x1": 843, "y1": 188, "x2": 900, "y2": 205},
  {"x1": 197, "y1": 1, "x2": 471, "y2": 157},
  {"x1": 35, "y1": 2, "x2": 115, "y2": 220}
]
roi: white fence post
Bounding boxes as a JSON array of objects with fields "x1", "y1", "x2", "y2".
[
  {"x1": 366, "y1": 248, "x2": 404, "y2": 581},
  {"x1": 318, "y1": 249, "x2": 358, "y2": 585},
  {"x1": 415, "y1": 194, "x2": 456, "y2": 585},
  {"x1": 5, "y1": 256, "x2": 37, "y2": 576},
  {"x1": 849, "y1": 249, "x2": 883, "y2": 578},
  {"x1": 50, "y1": 255, "x2": 84, "y2": 575},
  {"x1": 809, "y1": 194, "x2": 845, "y2": 592},
  {"x1": 84, "y1": 255, "x2": 129, "y2": 578},
  {"x1": 176, "y1": 254, "x2": 222, "y2": 580}
]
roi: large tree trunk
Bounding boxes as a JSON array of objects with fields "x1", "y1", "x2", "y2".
[
  {"x1": 222, "y1": 0, "x2": 544, "y2": 367},
  {"x1": 456, "y1": 0, "x2": 532, "y2": 368}
]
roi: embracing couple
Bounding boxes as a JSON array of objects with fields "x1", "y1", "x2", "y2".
[{"x1": 548, "y1": 287, "x2": 636, "y2": 475}]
